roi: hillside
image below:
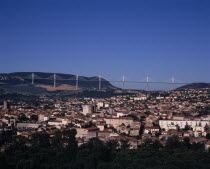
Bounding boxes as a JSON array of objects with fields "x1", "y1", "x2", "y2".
[
  {"x1": 0, "y1": 72, "x2": 117, "y2": 95},
  {"x1": 176, "y1": 83, "x2": 210, "y2": 90}
]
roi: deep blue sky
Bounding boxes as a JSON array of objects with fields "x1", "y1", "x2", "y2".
[{"x1": 0, "y1": 0, "x2": 209, "y2": 89}]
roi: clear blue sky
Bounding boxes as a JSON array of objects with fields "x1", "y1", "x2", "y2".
[{"x1": 0, "y1": 0, "x2": 209, "y2": 89}]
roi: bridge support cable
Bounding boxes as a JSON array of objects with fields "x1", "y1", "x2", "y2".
[
  {"x1": 32, "y1": 73, "x2": 34, "y2": 85},
  {"x1": 146, "y1": 76, "x2": 149, "y2": 91},
  {"x1": 172, "y1": 77, "x2": 175, "y2": 90},
  {"x1": 99, "y1": 75, "x2": 101, "y2": 90},
  {"x1": 54, "y1": 73, "x2": 56, "y2": 88},
  {"x1": 122, "y1": 75, "x2": 125, "y2": 90},
  {"x1": 76, "y1": 75, "x2": 79, "y2": 90}
]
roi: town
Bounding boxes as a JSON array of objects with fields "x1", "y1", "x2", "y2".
[{"x1": 1, "y1": 88, "x2": 210, "y2": 151}]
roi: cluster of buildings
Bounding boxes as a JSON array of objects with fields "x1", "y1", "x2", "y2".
[{"x1": 1, "y1": 88, "x2": 210, "y2": 150}]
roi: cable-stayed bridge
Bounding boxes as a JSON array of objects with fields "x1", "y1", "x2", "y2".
[{"x1": 20, "y1": 73, "x2": 196, "y2": 91}]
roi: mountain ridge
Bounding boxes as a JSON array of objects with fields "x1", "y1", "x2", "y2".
[
  {"x1": 176, "y1": 82, "x2": 210, "y2": 90},
  {"x1": 0, "y1": 72, "x2": 117, "y2": 95}
]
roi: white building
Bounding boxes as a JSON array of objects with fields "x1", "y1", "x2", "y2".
[
  {"x1": 97, "y1": 102, "x2": 104, "y2": 109},
  {"x1": 159, "y1": 120, "x2": 209, "y2": 131},
  {"x1": 193, "y1": 126, "x2": 205, "y2": 137},
  {"x1": 133, "y1": 96, "x2": 147, "y2": 101},
  {"x1": 38, "y1": 113, "x2": 50, "y2": 122},
  {"x1": 117, "y1": 112, "x2": 124, "y2": 118},
  {"x1": 82, "y1": 105, "x2": 93, "y2": 115},
  {"x1": 48, "y1": 119, "x2": 69, "y2": 126},
  {"x1": 17, "y1": 123, "x2": 40, "y2": 129},
  {"x1": 105, "y1": 117, "x2": 133, "y2": 128},
  {"x1": 48, "y1": 120, "x2": 62, "y2": 126},
  {"x1": 76, "y1": 127, "x2": 99, "y2": 138}
]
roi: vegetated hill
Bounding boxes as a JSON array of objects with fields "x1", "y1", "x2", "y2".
[
  {"x1": 0, "y1": 72, "x2": 117, "y2": 95},
  {"x1": 176, "y1": 83, "x2": 210, "y2": 90},
  {"x1": 0, "y1": 88, "x2": 38, "y2": 102}
]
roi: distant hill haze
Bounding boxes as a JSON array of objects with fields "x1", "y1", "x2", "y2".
[
  {"x1": 0, "y1": 72, "x2": 117, "y2": 94},
  {"x1": 176, "y1": 83, "x2": 210, "y2": 90}
]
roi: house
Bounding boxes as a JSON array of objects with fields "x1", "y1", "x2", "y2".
[
  {"x1": 108, "y1": 136, "x2": 138, "y2": 149},
  {"x1": 48, "y1": 120, "x2": 62, "y2": 126},
  {"x1": 183, "y1": 131, "x2": 193, "y2": 137},
  {"x1": 159, "y1": 134, "x2": 170, "y2": 141},
  {"x1": 144, "y1": 126, "x2": 160, "y2": 135},
  {"x1": 205, "y1": 140, "x2": 210, "y2": 150},
  {"x1": 104, "y1": 117, "x2": 133, "y2": 128},
  {"x1": 126, "y1": 137, "x2": 138, "y2": 149},
  {"x1": 17, "y1": 122, "x2": 40, "y2": 129},
  {"x1": 76, "y1": 137, "x2": 84, "y2": 146},
  {"x1": 97, "y1": 130, "x2": 112, "y2": 141},
  {"x1": 117, "y1": 125, "x2": 130, "y2": 135},
  {"x1": 193, "y1": 126, "x2": 205, "y2": 137},
  {"x1": 142, "y1": 134, "x2": 152, "y2": 139},
  {"x1": 168, "y1": 131, "x2": 182, "y2": 137},
  {"x1": 130, "y1": 128, "x2": 140, "y2": 136},
  {"x1": 76, "y1": 127, "x2": 99, "y2": 139},
  {"x1": 190, "y1": 137, "x2": 207, "y2": 144},
  {"x1": 203, "y1": 130, "x2": 210, "y2": 137}
]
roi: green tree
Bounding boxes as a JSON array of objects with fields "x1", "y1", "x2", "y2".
[
  {"x1": 31, "y1": 131, "x2": 50, "y2": 148},
  {"x1": 120, "y1": 139, "x2": 130, "y2": 150},
  {"x1": 206, "y1": 133, "x2": 210, "y2": 139},
  {"x1": 105, "y1": 139, "x2": 119, "y2": 150},
  {"x1": 153, "y1": 140, "x2": 163, "y2": 150},
  {"x1": 183, "y1": 137, "x2": 191, "y2": 149},
  {"x1": 165, "y1": 135, "x2": 181, "y2": 151},
  {"x1": 184, "y1": 123, "x2": 191, "y2": 131},
  {"x1": 63, "y1": 129, "x2": 78, "y2": 161}
]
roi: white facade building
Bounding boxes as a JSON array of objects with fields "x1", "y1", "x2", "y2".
[
  {"x1": 159, "y1": 120, "x2": 209, "y2": 131},
  {"x1": 82, "y1": 105, "x2": 93, "y2": 115}
]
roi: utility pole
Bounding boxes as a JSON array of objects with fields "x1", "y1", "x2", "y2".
[
  {"x1": 99, "y1": 75, "x2": 101, "y2": 90},
  {"x1": 76, "y1": 75, "x2": 78, "y2": 90},
  {"x1": 146, "y1": 75, "x2": 149, "y2": 92},
  {"x1": 32, "y1": 73, "x2": 34, "y2": 85},
  {"x1": 172, "y1": 77, "x2": 175, "y2": 90},
  {"x1": 54, "y1": 73, "x2": 56, "y2": 88},
  {"x1": 122, "y1": 75, "x2": 125, "y2": 90}
]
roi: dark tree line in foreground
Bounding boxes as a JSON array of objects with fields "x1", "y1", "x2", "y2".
[{"x1": 0, "y1": 129, "x2": 210, "y2": 169}]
